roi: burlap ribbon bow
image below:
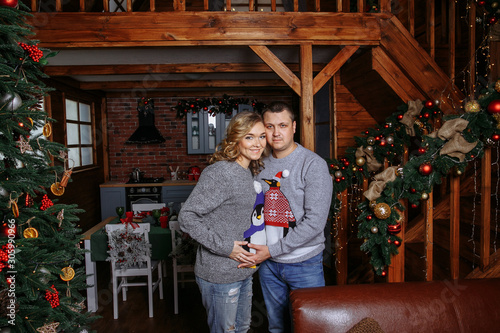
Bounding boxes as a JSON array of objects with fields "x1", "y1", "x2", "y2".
[
  {"x1": 427, "y1": 118, "x2": 477, "y2": 162},
  {"x1": 400, "y1": 99, "x2": 423, "y2": 136},
  {"x1": 355, "y1": 146, "x2": 383, "y2": 172},
  {"x1": 363, "y1": 166, "x2": 399, "y2": 202}
]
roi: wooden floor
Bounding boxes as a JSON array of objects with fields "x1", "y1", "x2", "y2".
[{"x1": 89, "y1": 258, "x2": 337, "y2": 332}]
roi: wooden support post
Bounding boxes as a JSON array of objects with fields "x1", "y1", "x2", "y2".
[
  {"x1": 480, "y1": 147, "x2": 491, "y2": 270},
  {"x1": 450, "y1": 174, "x2": 460, "y2": 280},
  {"x1": 336, "y1": 189, "x2": 348, "y2": 285},
  {"x1": 80, "y1": 0, "x2": 85, "y2": 12},
  {"x1": 56, "y1": 0, "x2": 62, "y2": 12},
  {"x1": 103, "y1": 0, "x2": 109, "y2": 12},
  {"x1": 150, "y1": 0, "x2": 155, "y2": 12},
  {"x1": 427, "y1": 0, "x2": 435, "y2": 58},
  {"x1": 300, "y1": 43, "x2": 314, "y2": 151},
  {"x1": 380, "y1": 0, "x2": 391, "y2": 13},
  {"x1": 424, "y1": 190, "x2": 433, "y2": 281},
  {"x1": 408, "y1": 0, "x2": 415, "y2": 37},
  {"x1": 469, "y1": 1, "x2": 476, "y2": 93}
]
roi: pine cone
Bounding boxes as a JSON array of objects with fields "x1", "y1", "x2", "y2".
[{"x1": 0, "y1": 289, "x2": 18, "y2": 317}]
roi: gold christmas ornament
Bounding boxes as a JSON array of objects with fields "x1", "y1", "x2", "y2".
[
  {"x1": 421, "y1": 192, "x2": 429, "y2": 200},
  {"x1": 356, "y1": 156, "x2": 366, "y2": 166},
  {"x1": 60, "y1": 266, "x2": 75, "y2": 282},
  {"x1": 365, "y1": 145, "x2": 374, "y2": 152},
  {"x1": 495, "y1": 79, "x2": 500, "y2": 93},
  {"x1": 465, "y1": 100, "x2": 481, "y2": 113},
  {"x1": 369, "y1": 200, "x2": 377, "y2": 210},
  {"x1": 334, "y1": 170, "x2": 343, "y2": 178},
  {"x1": 23, "y1": 227, "x2": 39, "y2": 238},
  {"x1": 367, "y1": 137, "x2": 375, "y2": 145},
  {"x1": 370, "y1": 226, "x2": 379, "y2": 234},
  {"x1": 373, "y1": 202, "x2": 392, "y2": 219}
]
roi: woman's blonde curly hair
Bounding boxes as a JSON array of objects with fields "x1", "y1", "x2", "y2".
[{"x1": 209, "y1": 111, "x2": 268, "y2": 175}]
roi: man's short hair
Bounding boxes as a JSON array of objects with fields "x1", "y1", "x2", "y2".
[{"x1": 262, "y1": 102, "x2": 295, "y2": 122}]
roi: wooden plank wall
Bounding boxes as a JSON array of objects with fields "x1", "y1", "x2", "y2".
[{"x1": 334, "y1": 76, "x2": 378, "y2": 157}]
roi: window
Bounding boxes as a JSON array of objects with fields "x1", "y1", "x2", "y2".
[{"x1": 65, "y1": 98, "x2": 95, "y2": 168}]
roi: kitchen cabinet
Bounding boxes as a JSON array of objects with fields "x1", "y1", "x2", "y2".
[
  {"x1": 162, "y1": 185, "x2": 195, "y2": 214},
  {"x1": 100, "y1": 187, "x2": 126, "y2": 220},
  {"x1": 186, "y1": 104, "x2": 253, "y2": 154}
]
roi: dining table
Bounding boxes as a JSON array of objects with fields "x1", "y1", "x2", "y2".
[{"x1": 82, "y1": 216, "x2": 172, "y2": 312}]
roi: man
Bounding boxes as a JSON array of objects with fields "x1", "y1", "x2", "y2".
[{"x1": 242, "y1": 102, "x2": 333, "y2": 332}]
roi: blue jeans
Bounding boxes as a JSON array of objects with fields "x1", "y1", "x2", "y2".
[
  {"x1": 258, "y1": 252, "x2": 325, "y2": 333},
  {"x1": 196, "y1": 275, "x2": 253, "y2": 333}
]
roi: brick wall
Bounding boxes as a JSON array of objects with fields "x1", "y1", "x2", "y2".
[{"x1": 106, "y1": 95, "x2": 291, "y2": 181}]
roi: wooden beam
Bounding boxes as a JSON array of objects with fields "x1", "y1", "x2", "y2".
[
  {"x1": 30, "y1": 12, "x2": 382, "y2": 48},
  {"x1": 313, "y1": 45, "x2": 359, "y2": 95},
  {"x1": 174, "y1": 0, "x2": 185, "y2": 11},
  {"x1": 79, "y1": 79, "x2": 288, "y2": 90},
  {"x1": 469, "y1": 1, "x2": 476, "y2": 93},
  {"x1": 250, "y1": 45, "x2": 302, "y2": 95},
  {"x1": 480, "y1": 147, "x2": 491, "y2": 270},
  {"x1": 450, "y1": 174, "x2": 460, "y2": 280},
  {"x1": 300, "y1": 43, "x2": 314, "y2": 150},
  {"x1": 43, "y1": 63, "x2": 326, "y2": 76},
  {"x1": 449, "y1": 0, "x2": 456, "y2": 80}
]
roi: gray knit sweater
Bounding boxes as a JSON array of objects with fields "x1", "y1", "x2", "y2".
[
  {"x1": 178, "y1": 160, "x2": 257, "y2": 284},
  {"x1": 258, "y1": 143, "x2": 333, "y2": 263}
]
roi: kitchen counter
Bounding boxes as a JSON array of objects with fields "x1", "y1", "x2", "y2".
[{"x1": 100, "y1": 180, "x2": 198, "y2": 188}]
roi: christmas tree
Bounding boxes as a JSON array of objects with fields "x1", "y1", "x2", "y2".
[{"x1": 1, "y1": 2, "x2": 95, "y2": 332}]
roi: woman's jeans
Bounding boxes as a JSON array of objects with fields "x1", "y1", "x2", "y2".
[
  {"x1": 196, "y1": 275, "x2": 253, "y2": 333},
  {"x1": 258, "y1": 252, "x2": 325, "y2": 332}
]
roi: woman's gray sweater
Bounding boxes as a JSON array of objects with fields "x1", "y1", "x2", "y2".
[{"x1": 178, "y1": 160, "x2": 257, "y2": 284}]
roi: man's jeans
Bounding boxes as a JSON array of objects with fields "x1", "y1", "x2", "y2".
[{"x1": 258, "y1": 252, "x2": 325, "y2": 332}]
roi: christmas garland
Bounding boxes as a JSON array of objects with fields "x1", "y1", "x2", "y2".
[
  {"x1": 172, "y1": 94, "x2": 266, "y2": 118},
  {"x1": 326, "y1": 79, "x2": 500, "y2": 276},
  {"x1": 476, "y1": 0, "x2": 500, "y2": 25}
]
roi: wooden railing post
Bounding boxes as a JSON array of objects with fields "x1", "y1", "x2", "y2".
[
  {"x1": 480, "y1": 147, "x2": 492, "y2": 270},
  {"x1": 450, "y1": 173, "x2": 460, "y2": 280},
  {"x1": 336, "y1": 189, "x2": 348, "y2": 285},
  {"x1": 424, "y1": 190, "x2": 434, "y2": 281}
]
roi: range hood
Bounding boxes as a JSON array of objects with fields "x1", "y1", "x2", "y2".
[{"x1": 126, "y1": 98, "x2": 165, "y2": 144}]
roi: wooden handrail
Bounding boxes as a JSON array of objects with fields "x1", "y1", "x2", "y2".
[{"x1": 481, "y1": 147, "x2": 492, "y2": 270}]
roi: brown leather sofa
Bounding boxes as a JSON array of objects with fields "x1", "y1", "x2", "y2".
[{"x1": 290, "y1": 278, "x2": 500, "y2": 333}]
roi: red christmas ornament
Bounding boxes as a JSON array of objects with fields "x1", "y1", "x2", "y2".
[
  {"x1": 397, "y1": 114, "x2": 404, "y2": 120},
  {"x1": 411, "y1": 203, "x2": 418, "y2": 209},
  {"x1": 487, "y1": 100, "x2": 500, "y2": 114},
  {"x1": 489, "y1": 16, "x2": 498, "y2": 25},
  {"x1": 418, "y1": 147, "x2": 426, "y2": 155},
  {"x1": 423, "y1": 112, "x2": 430, "y2": 119},
  {"x1": 419, "y1": 163, "x2": 433, "y2": 176},
  {"x1": 0, "y1": 0, "x2": 18, "y2": 7},
  {"x1": 492, "y1": 134, "x2": 500, "y2": 142},
  {"x1": 367, "y1": 215, "x2": 372, "y2": 220},
  {"x1": 477, "y1": 0, "x2": 486, "y2": 6},
  {"x1": 381, "y1": 270, "x2": 387, "y2": 277},
  {"x1": 393, "y1": 240, "x2": 401, "y2": 247},
  {"x1": 424, "y1": 100, "x2": 434, "y2": 108},
  {"x1": 410, "y1": 188, "x2": 417, "y2": 194},
  {"x1": 388, "y1": 223, "x2": 402, "y2": 234}
]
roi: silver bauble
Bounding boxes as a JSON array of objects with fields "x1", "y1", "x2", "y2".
[
  {"x1": 38, "y1": 267, "x2": 51, "y2": 284},
  {"x1": 1, "y1": 92, "x2": 22, "y2": 111},
  {"x1": 386, "y1": 136, "x2": 394, "y2": 145}
]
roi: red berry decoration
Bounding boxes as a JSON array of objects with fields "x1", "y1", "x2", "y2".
[
  {"x1": 393, "y1": 240, "x2": 401, "y2": 247},
  {"x1": 45, "y1": 285, "x2": 60, "y2": 308},
  {"x1": 487, "y1": 100, "x2": 500, "y2": 114},
  {"x1": 419, "y1": 162, "x2": 433, "y2": 176},
  {"x1": 0, "y1": 0, "x2": 18, "y2": 7},
  {"x1": 418, "y1": 147, "x2": 426, "y2": 155},
  {"x1": 40, "y1": 194, "x2": 54, "y2": 211},
  {"x1": 492, "y1": 134, "x2": 500, "y2": 142},
  {"x1": 18, "y1": 43, "x2": 43, "y2": 62},
  {"x1": 424, "y1": 100, "x2": 434, "y2": 108},
  {"x1": 477, "y1": 0, "x2": 486, "y2": 6}
]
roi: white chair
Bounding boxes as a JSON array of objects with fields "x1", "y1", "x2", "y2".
[
  {"x1": 131, "y1": 202, "x2": 166, "y2": 215},
  {"x1": 105, "y1": 223, "x2": 163, "y2": 319},
  {"x1": 169, "y1": 220, "x2": 195, "y2": 314}
]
